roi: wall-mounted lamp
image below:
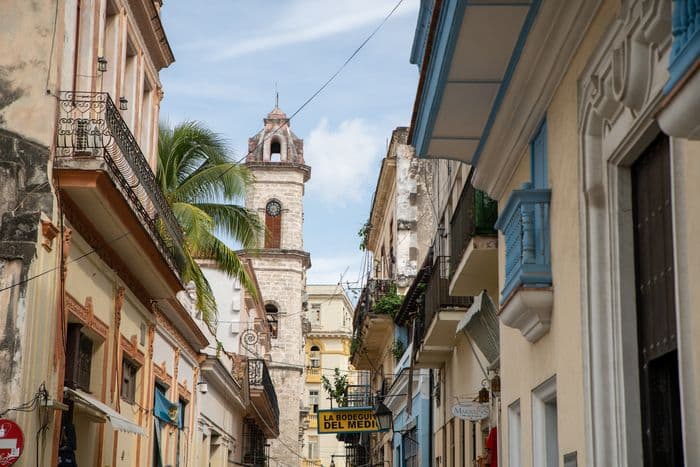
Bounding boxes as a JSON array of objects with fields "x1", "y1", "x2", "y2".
[
  {"x1": 97, "y1": 56, "x2": 108, "y2": 73},
  {"x1": 197, "y1": 379, "x2": 208, "y2": 394},
  {"x1": 373, "y1": 401, "x2": 393, "y2": 431},
  {"x1": 119, "y1": 96, "x2": 128, "y2": 111}
]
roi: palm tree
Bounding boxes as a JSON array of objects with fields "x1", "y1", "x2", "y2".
[{"x1": 156, "y1": 121, "x2": 262, "y2": 324}]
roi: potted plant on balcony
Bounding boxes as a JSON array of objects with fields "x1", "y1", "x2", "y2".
[
  {"x1": 157, "y1": 121, "x2": 263, "y2": 324},
  {"x1": 372, "y1": 283, "x2": 403, "y2": 317}
]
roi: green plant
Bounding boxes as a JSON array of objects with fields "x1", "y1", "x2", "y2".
[
  {"x1": 321, "y1": 368, "x2": 349, "y2": 407},
  {"x1": 350, "y1": 337, "x2": 362, "y2": 356},
  {"x1": 391, "y1": 340, "x2": 405, "y2": 359},
  {"x1": 373, "y1": 284, "x2": 403, "y2": 317},
  {"x1": 358, "y1": 221, "x2": 371, "y2": 251},
  {"x1": 157, "y1": 121, "x2": 263, "y2": 324}
]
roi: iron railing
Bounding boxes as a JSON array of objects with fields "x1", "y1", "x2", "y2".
[
  {"x1": 352, "y1": 279, "x2": 394, "y2": 332},
  {"x1": 56, "y1": 91, "x2": 184, "y2": 274},
  {"x1": 415, "y1": 256, "x2": 472, "y2": 347},
  {"x1": 242, "y1": 418, "x2": 268, "y2": 467},
  {"x1": 345, "y1": 384, "x2": 373, "y2": 408},
  {"x1": 667, "y1": 0, "x2": 700, "y2": 92},
  {"x1": 248, "y1": 359, "x2": 280, "y2": 424},
  {"x1": 449, "y1": 182, "x2": 498, "y2": 271}
]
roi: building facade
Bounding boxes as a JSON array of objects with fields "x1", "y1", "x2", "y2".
[
  {"x1": 410, "y1": 0, "x2": 700, "y2": 466},
  {"x1": 244, "y1": 107, "x2": 312, "y2": 466},
  {"x1": 301, "y1": 284, "x2": 354, "y2": 467},
  {"x1": 0, "y1": 0, "x2": 220, "y2": 466}
]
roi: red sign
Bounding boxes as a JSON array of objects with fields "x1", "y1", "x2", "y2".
[{"x1": 0, "y1": 420, "x2": 23, "y2": 466}]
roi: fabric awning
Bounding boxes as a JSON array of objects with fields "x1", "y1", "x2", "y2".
[
  {"x1": 456, "y1": 291, "x2": 500, "y2": 365},
  {"x1": 64, "y1": 387, "x2": 147, "y2": 436}
]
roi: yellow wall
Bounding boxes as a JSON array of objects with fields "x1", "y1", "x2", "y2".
[{"x1": 497, "y1": 2, "x2": 618, "y2": 466}]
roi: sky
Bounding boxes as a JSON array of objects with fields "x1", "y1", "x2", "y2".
[{"x1": 159, "y1": 0, "x2": 420, "y2": 287}]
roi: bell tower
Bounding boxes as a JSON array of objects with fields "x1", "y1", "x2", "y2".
[{"x1": 245, "y1": 106, "x2": 311, "y2": 465}]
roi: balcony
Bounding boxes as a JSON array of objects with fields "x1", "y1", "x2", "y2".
[
  {"x1": 248, "y1": 359, "x2": 280, "y2": 438},
  {"x1": 306, "y1": 366, "x2": 322, "y2": 383},
  {"x1": 449, "y1": 181, "x2": 498, "y2": 297},
  {"x1": 659, "y1": 1, "x2": 700, "y2": 139},
  {"x1": 494, "y1": 184, "x2": 553, "y2": 342},
  {"x1": 350, "y1": 279, "x2": 396, "y2": 370},
  {"x1": 415, "y1": 256, "x2": 472, "y2": 368},
  {"x1": 54, "y1": 91, "x2": 185, "y2": 295}
]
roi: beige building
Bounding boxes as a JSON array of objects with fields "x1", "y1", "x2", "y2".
[
  {"x1": 410, "y1": 0, "x2": 700, "y2": 466},
  {"x1": 244, "y1": 107, "x2": 312, "y2": 466},
  {"x1": 301, "y1": 284, "x2": 353, "y2": 467}
]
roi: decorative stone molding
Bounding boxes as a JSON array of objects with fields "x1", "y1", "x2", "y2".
[
  {"x1": 120, "y1": 334, "x2": 145, "y2": 366},
  {"x1": 65, "y1": 293, "x2": 109, "y2": 339},
  {"x1": 40, "y1": 219, "x2": 59, "y2": 252},
  {"x1": 577, "y1": 2, "x2": 672, "y2": 466},
  {"x1": 499, "y1": 288, "x2": 553, "y2": 343}
]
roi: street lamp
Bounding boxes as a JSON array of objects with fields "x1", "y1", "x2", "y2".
[
  {"x1": 97, "y1": 56, "x2": 108, "y2": 73},
  {"x1": 119, "y1": 96, "x2": 128, "y2": 111},
  {"x1": 373, "y1": 401, "x2": 393, "y2": 431}
]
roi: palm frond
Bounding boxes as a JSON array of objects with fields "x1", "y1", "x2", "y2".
[{"x1": 194, "y1": 203, "x2": 262, "y2": 250}]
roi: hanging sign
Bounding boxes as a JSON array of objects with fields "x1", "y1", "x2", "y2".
[
  {"x1": 316, "y1": 408, "x2": 386, "y2": 434},
  {"x1": 452, "y1": 402, "x2": 490, "y2": 421},
  {"x1": 0, "y1": 419, "x2": 23, "y2": 466}
]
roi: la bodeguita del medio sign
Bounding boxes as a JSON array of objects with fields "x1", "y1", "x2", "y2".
[{"x1": 316, "y1": 407, "x2": 388, "y2": 434}]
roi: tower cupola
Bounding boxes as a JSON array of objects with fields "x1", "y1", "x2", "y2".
[{"x1": 247, "y1": 106, "x2": 304, "y2": 163}]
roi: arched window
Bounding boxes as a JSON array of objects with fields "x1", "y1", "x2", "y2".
[
  {"x1": 265, "y1": 200, "x2": 282, "y2": 248},
  {"x1": 266, "y1": 303, "x2": 278, "y2": 339},
  {"x1": 310, "y1": 345, "x2": 321, "y2": 368},
  {"x1": 270, "y1": 140, "x2": 282, "y2": 162}
]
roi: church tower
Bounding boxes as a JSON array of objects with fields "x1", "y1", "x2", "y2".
[{"x1": 245, "y1": 106, "x2": 311, "y2": 465}]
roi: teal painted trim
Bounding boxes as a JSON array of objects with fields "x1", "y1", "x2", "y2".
[
  {"x1": 530, "y1": 119, "x2": 548, "y2": 188},
  {"x1": 412, "y1": 0, "x2": 468, "y2": 158},
  {"x1": 412, "y1": 0, "x2": 541, "y2": 162},
  {"x1": 410, "y1": 0, "x2": 437, "y2": 68},
  {"x1": 471, "y1": 0, "x2": 542, "y2": 167},
  {"x1": 665, "y1": 28, "x2": 700, "y2": 94},
  {"x1": 495, "y1": 185, "x2": 552, "y2": 302}
]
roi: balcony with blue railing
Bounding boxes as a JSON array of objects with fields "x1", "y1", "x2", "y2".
[
  {"x1": 494, "y1": 183, "x2": 553, "y2": 343},
  {"x1": 660, "y1": 1, "x2": 700, "y2": 139},
  {"x1": 666, "y1": 0, "x2": 700, "y2": 94}
]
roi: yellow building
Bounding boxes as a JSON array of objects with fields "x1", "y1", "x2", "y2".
[
  {"x1": 0, "y1": 1, "x2": 221, "y2": 466},
  {"x1": 410, "y1": 0, "x2": 700, "y2": 466},
  {"x1": 302, "y1": 284, "x2": 354, "y2": 467}
]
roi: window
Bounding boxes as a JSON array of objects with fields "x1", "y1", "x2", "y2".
[
  {"x1": 310, "y1": 346, "x2": 321, "y2": 368},
  {"x1": 403, "y1": 428, "x2": 419, "y2": 467},
  {"x1": 270, "y1": 140, "x2": 282, "y2": 161},
  {"x1": 121, "y1": 358, "x2": 139, "y2": 404},
  {"x1": 508, "y1": 400, "x2": 522, "y2": 467},
  {"x1": 532, "y1": 377, "x2": 558, "y2": 467},
  {"x1": 450, "y1": 419, "x2": 455, "y2": 467},
  {"x1": 266, "y1": 304, "x2": 278, "y2": 339},
  {"x1": 311, "y1": 304, "x2": 321, "y2": 323},
  {"x1": 265, "y1": 200, "x2": 282, "y2": 248},
  {"x1": 65, "y1": 323, "x2": 93, "y2": 391},
  {"x1": 177, "y1": 398, "x2": 188, "y2": 467},
  {"x1": 309, "y1": 390, "x2": 319, "y2": 413},
  {"x1": 530, "y1": 120, "x2": 548, "y2": 188},
  {"x1": 307, "y1": 436, "x2": 318, "y2": 460}
]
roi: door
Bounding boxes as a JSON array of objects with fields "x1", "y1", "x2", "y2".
[{"x1": 631, "y1": 133, "x2": 684, "y2": 467}]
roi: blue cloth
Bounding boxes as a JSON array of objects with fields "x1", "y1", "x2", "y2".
[{"x1": 154, "y1": 387, "x2": 179, "y2": 426}]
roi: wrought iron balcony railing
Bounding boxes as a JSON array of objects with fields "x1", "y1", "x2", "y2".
[
  {"x1": 352, "y1": 279, "x2": 394, "y2": 331},
  {"x1": 666, "y1": 0, "x2": 700, "y2": 93},
  {"x1": 449, "y1": 180, "x2": 498, "y2": 272},
  {"x1": 56, "y1": 91, "x2": 184, "y2": 274},
  {"x1": 494, "y1": 183, "x2": 552, "y2": 302},
  {"x1": 344, "y1": 384, "x2": 373, "y2": 408},
  {"x1": 248, "y1": 358, "x2": 280, "y2": 423},
  {"x1": 416, "y1": 256, "x2": 472, "y2": 344}
]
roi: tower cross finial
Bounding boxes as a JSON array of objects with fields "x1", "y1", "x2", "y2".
[{"x1": 275, "y1": 82, "x2": 279, "y2": 108}]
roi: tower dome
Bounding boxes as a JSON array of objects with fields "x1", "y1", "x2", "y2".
[{"x1": 246, "y1": 106, "x2": 304, "y2": 164}]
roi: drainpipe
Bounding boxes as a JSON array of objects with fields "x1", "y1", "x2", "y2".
[{"x1": 429, "y1": 370, "x2": 433, "y2": 466}]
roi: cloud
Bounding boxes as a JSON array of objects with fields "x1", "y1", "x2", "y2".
[
  {"x1": 307, "y1": 254, "x2": 362, "y2": 286},
  {"x1": 188, "y1": 0, "x2": 418, "y2": 60},
  {"x1": 305, "y1": 117, "x2": 383, "y2": 205}
]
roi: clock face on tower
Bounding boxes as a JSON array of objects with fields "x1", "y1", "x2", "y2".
[{"x1": 266, "y1": 200, "x2": 281, "y2": 217}]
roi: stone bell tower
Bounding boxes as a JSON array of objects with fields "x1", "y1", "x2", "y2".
[{"x1": 245, "y1": 106, "x2": 311, "y2": 465}]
